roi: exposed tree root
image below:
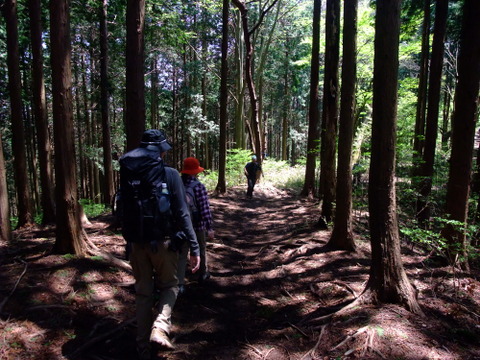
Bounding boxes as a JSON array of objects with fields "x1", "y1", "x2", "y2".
[
  {"x1": 329, "y1": 325, "x2": 386, "y2": 359},
  {"x1": 68, "y1": 317, "x2": 136, "y2": 359},
  {"x1": 83, "y1": 230, "x2": 132, "y2": 273},
  {"x1": 306, "y1": 287, "x2": 424, "y2": 329},
  {"x1": 300, "y1": 324, "x2": 326, "y2": 360},
  {"x1": 331, "y1": 280, "x2": 359, "y2": 298}
]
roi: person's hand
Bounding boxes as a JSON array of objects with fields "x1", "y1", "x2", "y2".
[
  {"x1": 207, "y1": 230, "x2": 215, "y2": 240},
  {"x1": 190, "y1": 255, "x2": 201, "y2": 273}
]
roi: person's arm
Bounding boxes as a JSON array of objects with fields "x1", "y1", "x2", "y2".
[{"x1": 166, "y1": 168, "x2": 200, "y2": 257}]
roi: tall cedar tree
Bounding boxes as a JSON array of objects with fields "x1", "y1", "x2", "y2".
[
  {"x1": 50, "y1": 0, "x2": 87, "y2": 255},
  {"x1": 99, "y1": 0, "x2": 114, "y2": 205},
  {"x1": 328, "y1": 0, "x2": 357, "y2": 251},
  {"x1": 28, "y1": 0, "x2": 56, "y2": 224},
  {"x1": 366, "y1": 0, "x2": 422, "y2": 314},
  {"x1": 301, "y1": 0, "x2": 321, "y2": 197},
  {"x1": 232, "y1": 0, "x2": 261, "y2": 161},
  {"x1": 2, "y1": 0, "x2": 33, "y2": 227},
  {"x1": 318, "y1": 0, "x2": 340, "y2": 225},
  {"x1": 0, "y1": 135, "x2": 11, "y2": 242},
  {"x1": 411, "y1": 0, "x2": 430, "y2": 176},
  {"x1": 416, "y1": 0, "x2": 449, "y2": 225},
  {"x1": 216, "y1": 0, "x2": 229, "y2": 194},
  {"x1": 125, "y1": 0, "x2": 146, "y2": 151},
  {"x1": 441, "y1": 0, "x2": 480, "y2": 268}
]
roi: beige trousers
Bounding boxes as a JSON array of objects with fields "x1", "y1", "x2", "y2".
[{"x1": 129, "y1": 241, "x2": 179, "y2": 350}]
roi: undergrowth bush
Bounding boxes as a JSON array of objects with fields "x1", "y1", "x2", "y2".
[{"x1": 198, "y1": 150, "x2": 305, "y2": 193}]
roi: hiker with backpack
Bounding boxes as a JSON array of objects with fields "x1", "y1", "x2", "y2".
[
  {"x1": 177, "y1": 157, "x2": 214, "y2": 295},
  {"x1": 244, "y1": 155, "x2": 263, "y2": 198},
  {"x1": 118, "y1": 129, "x2": 200, "y2": 358}
]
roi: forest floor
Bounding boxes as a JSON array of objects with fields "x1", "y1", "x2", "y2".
[{"x1": 1, "y1": 183, "x2": 480, "y2": 360}]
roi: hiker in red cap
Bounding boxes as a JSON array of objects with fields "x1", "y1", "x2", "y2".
[{"x1": 177, "y1": 157, "x2": 214, "y2": 294}]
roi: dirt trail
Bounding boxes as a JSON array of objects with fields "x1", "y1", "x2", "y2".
[{"x1": 1, "y1": 183, "x2": 480, "y2": 360}]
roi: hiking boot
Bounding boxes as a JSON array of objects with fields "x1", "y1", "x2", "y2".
[{"x1": 150, "y1": 328, "x2": 175, "y2": 350}]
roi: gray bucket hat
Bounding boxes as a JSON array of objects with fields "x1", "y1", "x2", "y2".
[{"x1": 140, "y1": 129, "x2": 172, "y2": 153}]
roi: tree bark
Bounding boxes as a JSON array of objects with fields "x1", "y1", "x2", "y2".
[
  {"x1": 411, "y1": 0, "x2": 430, "y2": 178},
  {"x1": 216, "y1": 0, "x2": 229, "y2": 194},
  {"x1": 233, "y1": 10, "x2": 245, "y2": 150},
  {"x1": 50, "y1": 0, "x2": 87, "y2": 255},
  {"x1": 125, "y1": 0, "x2": 146, "y2": 151},
  {"x1": 99, "y1": 0, "x2": 114, "y2": 205},
  {"x1": 28, "y1": 0, "x2": 56, "y2": 225},
  {"x1": 0, "y1": 135, "x2": 12, "y2": 242},
  {"x1": 328, "y1": 0, "x2": 357, "y2": 251},
  {"x1": 2, "y1": 0, "x2": 33, "y2": 227},
  {"x1": 231, "y1": 0, "x2": 262, "y2": 161},
  {"x1": 366, "y1": 0, "x2": 422, "y2": 314},
  {"x1": 416, "y1": 0, "x2": 449, "y2": 226},
  {"x1": 318, "y1": 0, "x2": 340, "y2": 224},
  {"x1": 301, "y1": 0, "x2": 321, "y2": 197},
  {"x1": 441, "y1": 0, "x2": 480, "y2": 268}
]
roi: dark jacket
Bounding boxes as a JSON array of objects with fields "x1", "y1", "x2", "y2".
[{"x1": 119, "y1": 147, "x2": 199, "y2": 256}]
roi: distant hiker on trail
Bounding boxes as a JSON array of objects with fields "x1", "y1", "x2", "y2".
[
  {"x1": 244, "y1": 155, "x2": 263, "y2": 198},
  {"x1": 118, "y1": 129, "x2": 200, "y2": 358},
  {"x1": 177, "y1": 157, "x2": 214, "y2": 295}
]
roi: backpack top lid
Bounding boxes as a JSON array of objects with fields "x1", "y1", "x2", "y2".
[{"x1": 119, "y1": 147, "x2": 165, "y2": 185}]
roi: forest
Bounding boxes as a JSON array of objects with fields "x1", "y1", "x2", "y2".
[{"x1": 1, "y1": 0, "x2": 480, "y2": 359}]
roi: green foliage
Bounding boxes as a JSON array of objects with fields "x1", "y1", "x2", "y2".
[
  {"x1": 400, "y1": 216, "x2": 479, "y2": 262},
  {"x1": 79, "y1": 199, "x2": 108, "y2": 218},
  {"x1": 262, "y1": 159, "x2": 305, "y2": 192}
]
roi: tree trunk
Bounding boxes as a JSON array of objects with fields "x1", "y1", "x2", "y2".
[
  {"x1": 125, "y1": 0, "x2": 146, "y2": 151},
  {"x1": 328, "y1": 0, "x2": 357, "y2": 252},
  {"x1": 28, "y1": 0, "x2": 56, "y2": 225},
  {"x1": 411, "y1": 0, "x2": 430, "y2": 175},
  {"x1": 318, "y1": 0, "x2": 340, "y2": 224},
  {"x1": 99, "y1": 0, "x2": 114, "y2": 206},
  {"x1": 416, "y1": 0, "x2": 449, "y2": 226},
  {"x1": 0, "y1": 135, "x2": 12, "y2": 242},
  {"x1": 301, "y1": 0, "x2": 321, "y2": 197},
  {"x1": 366, "y1": 0, "x2": 422, "y2": 315},
  {"x1": 216, "y1": 0, "x2": 229, "y2": 194},
  {"x1": 441, "y1": 0, "x2": 480, "y2": 268},
  {"x1": 2, "y1": 0, "x2": 33, "y2": 228},
  {"x1": 233, "y1": 10, "x2": 245, "y2": 150},
  {"x1": 231, "y1": 0, "x2": 262, "y2": 161},
  {"x1": 50, "y1": 0, "x2": 87, "y2": 255}
]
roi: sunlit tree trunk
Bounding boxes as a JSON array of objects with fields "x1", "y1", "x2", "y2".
[
  {"x1": 301, "y1": 0, "x2": 321, "y2": 197},
  {"x1": 2, "y1": 0, "x2": 33, "y2": 228},
  {"x1": 99, "y1": 0, "x2": 114, "y2": 206},
  {"x1": 416, "y1": 0, "x2": 449, "y2": 226},
  {"x1": 441, "y1": 0, "x2": 480, "y2": 269},
  {"x1": 0, "y1": 135, "x2": 12, "y2": 242},
  {"x1": 125, "y1": 0, "x2": 146, "y2": 151},
  {"x1": 233, "y1": 10, "x2": 245, "y2": 149},
  {"x1": 364, "y1": 0, "x2": 422, "y2": 315},
  {"x1": 328, "y1": 0, "x2": 357, "y2": 251},
  {"x1": 28, "y1": 0, "x2": 55, "y2": 224},
  {"x1": 50, "y1": 0, "x2": 87, "y2": 255},
  {"x1": 411, "y1": 0, "x2": 430, "y2": 179},
  {"x1": 318, "y1": 0, "x2": 340, "y2": 225},
  {"x1": 216, "y1": 0, "x2": 229, "y2": 194}
]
